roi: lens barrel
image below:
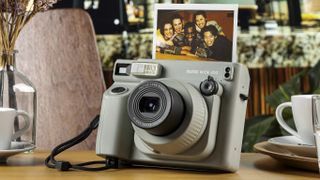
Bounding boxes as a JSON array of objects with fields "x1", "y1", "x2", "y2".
[{"x1": 127, "y1": 81, "x2": 185, "y2": 136}]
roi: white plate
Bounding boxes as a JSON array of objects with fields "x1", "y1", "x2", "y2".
[
  {"x1": 0, "y1": 141, "x2": 35, "y2": 162},
  {"x1": 268, "y1": 136, "x2": 316, "y2": 158}
]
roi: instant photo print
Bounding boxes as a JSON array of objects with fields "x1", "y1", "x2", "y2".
[{"x1": 152, "y1": 4, "x2": 238, "y2": 62}]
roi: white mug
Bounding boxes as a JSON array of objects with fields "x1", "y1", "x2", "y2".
[
  {"x1": 276, "y1": 95, "x2": 318, "y2": 145},
  {"x1": 0, "y1": 108, "x2": 31, "y2": 150}
]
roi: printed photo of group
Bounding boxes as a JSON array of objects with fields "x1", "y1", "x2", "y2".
[{"x1": 153, "y1": 4, "x2": 237, "y2": 62}]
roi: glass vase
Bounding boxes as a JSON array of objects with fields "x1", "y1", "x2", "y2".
[{"x1": 0, "y1": 50, "x2": 36, "y2": 149}]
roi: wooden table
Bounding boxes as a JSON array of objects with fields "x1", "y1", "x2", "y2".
[{"x1": 1, "y1": 151, "x2": 320, "y2": 179}]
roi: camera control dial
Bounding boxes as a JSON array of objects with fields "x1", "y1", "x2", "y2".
[{"x1": 200, "y1": 76, "x2": 223, "y2": 96}]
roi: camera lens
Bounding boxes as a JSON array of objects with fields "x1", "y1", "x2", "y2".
[
  {"x1": 139, "y1": 97, "x2": 160, "y2": 113},
  {"x1": 127, "y1": 81, "x2": 185, "y2": 136}
]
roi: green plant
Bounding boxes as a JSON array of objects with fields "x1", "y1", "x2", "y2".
[{"x1": 242, "y1": 60, "x2": 320, "y2": 152}]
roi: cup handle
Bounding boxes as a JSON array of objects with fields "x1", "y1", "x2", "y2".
[
  {"x1": 275, "y1": 102, "x2": 300, "y2": 138},
  {"x1": 12, "y1": 110, "x2": 31, "y2": 140}
]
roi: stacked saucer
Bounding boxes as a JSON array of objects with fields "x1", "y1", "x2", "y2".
[
  {"x1": 254, "y1": 136, "x2": 317, "y2": 172},
  {"x1": 0, "y1": 141, "x2": 35, "y2": 163}
]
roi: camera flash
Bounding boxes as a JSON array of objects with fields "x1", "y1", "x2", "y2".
[{"x1": 131, "y1": 63, "x2": 162, "y2": 77}]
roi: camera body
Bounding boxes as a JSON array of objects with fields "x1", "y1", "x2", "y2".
[{"x1": 96, "y1": 59, "x2": 250, "y2": 172}]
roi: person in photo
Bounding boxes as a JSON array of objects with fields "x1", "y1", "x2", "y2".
[
  {"x1": 171, "y1": 13, "x2": 185, "y2": 47},
  {"x1": 156, "y1": 19, "x2": 185, "y2": 55},
  {"x1": 198, "y1": 25, "x2": 232, "y2": 61},
  {"x1": 183, "y1": 22, "x2": 202, "y2": 54},
  {"x1": 171, "y1": 13, "x2": 184, "y2": 34},
  {"x1": 156, "y1": 20, "x2": 175, "y2": 52},
  {"x1": 193, "y1": 11, "x2": 224, "y2": 38}
]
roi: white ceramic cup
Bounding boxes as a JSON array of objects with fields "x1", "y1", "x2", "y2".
[
  {"x1": 276, "y1": 95, "x2": 318, "y2": 145},
  {"x1": 0, "y1": 108, "x2": 30, "y2": 150}
]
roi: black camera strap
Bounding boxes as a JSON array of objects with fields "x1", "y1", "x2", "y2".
[{"x1": 45, "y1": 115, "x2": 119, "y2": 171}]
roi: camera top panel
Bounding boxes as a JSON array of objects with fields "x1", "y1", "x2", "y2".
[{"x1": 113, "y1": 59, "x2": 243, "y2": 82}]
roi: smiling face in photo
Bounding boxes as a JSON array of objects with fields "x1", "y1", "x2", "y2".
[
  {"x1": 185, "y1": 27, "x2": 195, "y2": 42},
  {"x1": 195, "y1": 14, "x2": 206, "y2": 29},
  {"x1": 203, "y1": 31, "x2": 215, "y2": 47},
  {"x1": 163, "y1": 23, "x2": 174, "y2": 40},
  {"x1": 172, "y1": 18, "x2": 183, "y2": 34}
]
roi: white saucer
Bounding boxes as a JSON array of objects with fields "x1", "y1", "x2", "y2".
[
  {"x1": 0, "y1": 141, "x2": 35, "y2": 162},
  {"x1": 268, "y1": 136, "x2": 316, "y2": 158},
  {"x1": 254, "y1": 141, "x2": 318, "y2": 172}
]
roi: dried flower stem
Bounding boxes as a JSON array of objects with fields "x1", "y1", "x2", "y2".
[{"x1": 0, "y1": 0, "x2": 59, "y2": 64}]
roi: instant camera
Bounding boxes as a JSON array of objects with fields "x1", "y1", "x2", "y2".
[{"x1": 96, "y1": 59, "x2": 250, "y2": 172}]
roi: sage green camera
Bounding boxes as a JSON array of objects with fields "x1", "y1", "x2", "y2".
[{"x1": 96, "y1": 59, "x2": 250, "y2": 172}]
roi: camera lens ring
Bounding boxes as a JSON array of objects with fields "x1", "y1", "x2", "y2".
[
  {"x1": 128, "y1": 80, "x2": 185, "y2": 136},
  {"x1": 132, "y1": 79, "x2": 209, "y2": 155}
]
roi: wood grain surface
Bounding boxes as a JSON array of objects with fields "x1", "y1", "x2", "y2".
[
  {"x1": 1, "y1": 152, "x2": 320, "y2": 180},
  {"x1": 15, "y1": 9, "x2": 106, "y2": 150}
]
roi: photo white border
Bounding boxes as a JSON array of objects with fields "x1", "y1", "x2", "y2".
[{"x1": 152, "y1": 3, "x2": 238, "y2": 62}]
